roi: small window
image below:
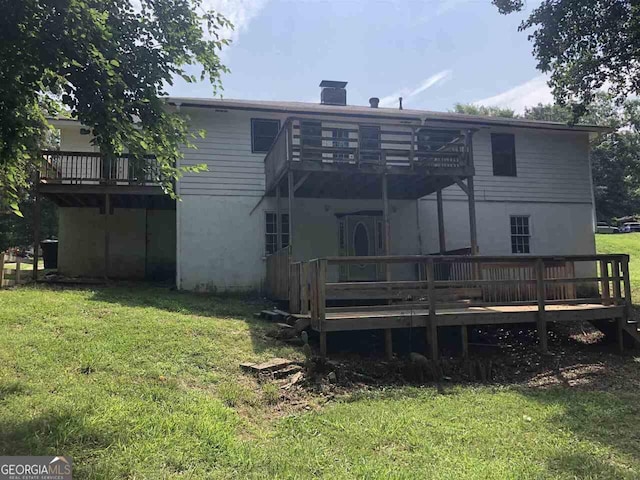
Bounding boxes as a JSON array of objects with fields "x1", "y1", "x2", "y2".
[
  {"x1": 492, "y1": 133, "x2": 516, "y2": 176},
  {"x1": 510, "y1": 215, "x2": 530, "y2": 254},
  {"x1": 251, "y1": 119, "x2": 280, "y2": 153},
  {"x1": 265, "y1": 212, "x2": 290, "y2": 255},
  {"x1": 339, "y1": 220, "x2": 346, "y2": 249}
]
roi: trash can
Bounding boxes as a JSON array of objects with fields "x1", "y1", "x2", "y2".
[{"x1": 40, "y1": 239, "x2": 59, "y2": 269}]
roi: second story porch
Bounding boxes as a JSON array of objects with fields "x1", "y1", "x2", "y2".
[
  {"x1": 264, "y1": 117, "x2": 475, "y2": 200},
  {"x1": 37, "y1": 150, "x2": 173, "y2": 209}
]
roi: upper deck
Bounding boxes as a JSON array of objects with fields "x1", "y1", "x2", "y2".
[
  {"x1": 264, "y1": 117, "x2": 475, "y2": 199},
  {"x1": 37, "y1": 150, "x2": 172, "y2": 208}
]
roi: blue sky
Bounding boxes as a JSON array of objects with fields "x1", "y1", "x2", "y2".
[{"x1": 168, "y1": 0, "x2": 553, "y2": 113}]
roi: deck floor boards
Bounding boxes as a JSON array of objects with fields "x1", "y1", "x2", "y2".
[{"x1": 293, "y1": 303, "x2": 624, "y2": 332}]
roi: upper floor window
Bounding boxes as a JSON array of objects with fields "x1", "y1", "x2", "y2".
[
  {"x1": 491, "y1": 133, "x2": 517, "y2": 176},
  {"x1": 510, "y1": 215, "x2": 530, "y2": 254},
  {"x1": 251, "y1": 119, "x2": 280, "y2": 153}
]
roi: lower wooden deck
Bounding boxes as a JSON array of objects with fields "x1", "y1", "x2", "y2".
[{"x1": 296, "y1": 303, "x2": 625, "y2": 332}]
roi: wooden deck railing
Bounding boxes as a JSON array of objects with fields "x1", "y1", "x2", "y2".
[
  {"x1": 0, "y1": 253, "x2": 31, "y2": 289},
  {"x1": 301, "y1": 254, "x2": 632, "y2": 331},
  {"x1": 40, "y1": 150, "x2": 162, "y2": 185},
  {"x1": 264, "y1": 117, "x2": 473, "y2": 193}
]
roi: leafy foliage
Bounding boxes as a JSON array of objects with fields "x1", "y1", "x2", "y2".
[
  {"x1": 0, "y1": 0, "x2": 232, "y2": 215},
  {"x1": 492, "y1": 0, "x2": 640, "y2": 119},
  {"x1": 452, "y1": 103, "x2": 517, "y2": 118}
]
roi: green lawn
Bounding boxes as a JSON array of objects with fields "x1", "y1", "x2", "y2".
[
  {"x1": 596, "y1": 232, "x2": 640, "y2": 300},
  {"x1": 1, "y1": 239, "x2": 640, "y2": 478}
]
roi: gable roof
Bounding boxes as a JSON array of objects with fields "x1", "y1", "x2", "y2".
[{"x1": 166, "y1": 97, "x2": 612, "y2": 133}]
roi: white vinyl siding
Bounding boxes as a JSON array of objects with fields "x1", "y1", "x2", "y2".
[
  {"x1": 441, "y1": 128, "x2": 592, "y2": 204},
  {"x1": 179, "y1": 109, "x2": 286, "y2": 197}
]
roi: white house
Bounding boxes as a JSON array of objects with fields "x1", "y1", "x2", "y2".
[{"x1": 40, "y1": 81, "x2": 607, "y2": 292}]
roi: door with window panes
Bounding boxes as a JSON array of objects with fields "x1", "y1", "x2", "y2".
[{"x1": 338, "y1": 214, "x2": 385, "y2": 281}]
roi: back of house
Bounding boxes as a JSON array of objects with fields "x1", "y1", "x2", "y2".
[{"x1": 41, "y1": 81, "x2": 607, "y2": 290}]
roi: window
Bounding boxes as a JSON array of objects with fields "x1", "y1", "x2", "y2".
[
  {"x1": 417, "y1": 128, "x2": 460, "y2": 152},
  {"x1": 332, "y1": 128, "x2": 350, "y2": 160},
  {"x1": 265, "y1": 212, "x2": 290, "y2": 255},
  {"x1": 492, "y1": 133, "x2": 517, "y2": 176},
  {"x1": 251, "y1": 119, "x2": 280, "y2": 153},
  {"x1": 360, "y1": 125, "x2": 381, "y2": 163},
  {"x1": 510, "y1": 215, "x2": 530, "y2": 254},
  {"x1": 301, "y1": 121, "x2": 322, "y2": 160}
]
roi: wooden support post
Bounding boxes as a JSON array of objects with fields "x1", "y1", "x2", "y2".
[
  {"x1": 600, "y1": 260, "x2": 611, "y2": 305},
  {"x1": 461, "y1": 325, "x2": 469, "y2": 359},
  {"x1": 288, "y1": 170, "x2": 294, "y2": 251},
  {"x1": 276, "y1": 181, "x2": 282, "y2": 251},
  {"x1": 536, "y1": 258, "x2": 548, "y2": 354},
  {"x1": 619, "y1": 256, "x2": 633, "y2": 354},
  {"x1": 320, "y1": 332, "x2": 327, "y2": 358},
  {"x1": 612, "y1": 260, "x2": 621, "y2": 304},
  {"x1": 104, "y1": 193, "x2": 110, "y2": 279},
  {"x1": 467, "y1": 176, "x2": 478, "y2": 255},
  {"x1": 426, "y1": 259, "x2": 438, "y2": 361},
  {"x1": 300, "y1": 262, "x2": 309, "y2": 314},
  {"x1": 382, "y1": 174, "x2": 391, "y2": 277},
  {"x1": 0, "y1": 252, "x2": 4, "y2": 288},
  {"x1": 436, "y1": 188, "x2": 446, "y2": 254},
  {"x1": 317, "y1": 258, "x2": 327, "y2": 358},
  {"x1": 621, "y1": 257, "x2": 632, "y2": 321},
  {"x1": 33, "y1": 184, "x2": 41, "y2": 282},
  {"x1": 15, "y1": 256, "x2": 21, "y2": 285},
  {"x1": 384, "y1": 329, "x2": 393, "y2": 360}
]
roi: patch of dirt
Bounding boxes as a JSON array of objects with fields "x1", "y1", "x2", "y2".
[{"x1": 254, "y1": 322, "x2": 640, "y2": 411}]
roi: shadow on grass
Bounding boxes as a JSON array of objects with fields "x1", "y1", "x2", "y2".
[
  {"x1": 521, "y1": 388, "x2": 640, "y2": 477},
  {"x1": 0, "y1": 409, "x2": 117, "y2": 478},
  {"x1": 85, "y1": 283, "x2": 282, "y2": 355}
]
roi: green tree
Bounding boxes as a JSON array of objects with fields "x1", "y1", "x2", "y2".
[
  {"x1": 0, "y1": 0, "x2": 232, "y2": 215},
  {"x1": 492, "y1": 0, "x2": 640, "y2": 119},
  {"x1": 451, "y1": 103, "x2": 517, "y2": 118}
]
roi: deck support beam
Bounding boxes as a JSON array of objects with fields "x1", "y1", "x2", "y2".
[
  {"x1": 436, "y1": 189, "x2": 446, "y2": 253},
  {"x1": 461, "y1": 325, "x2": 469, "y2": 359},
  {"x1": 276, "y1": 180, "x2": 282, "y2": 250},
  {"x1": 319, "y1": 332, "x2": 327, "y2": 358},
  {"x1": 467, "y1": 176, "x2": 478, "y2": 255},
  {"x1": 33, "y1": 184, "x2": 41, "y2": 282},
  {"x1": 288, "y1": 170, "x2": 294, "y2": 251},
  {"x1": 384, "y1": 329, "x2": 393, "y2": 360},
  {"x1": 104, "y1": 193, "x2": 110, "y2": 279},
  {"x1": 382, "y1": 174, "x2": 393, "y2": 354},
  {"x1": 536, "y1": 258, "x2": 548, "y2": 354},
  {"x1": 426, "y1": 260, "x2": 438, "y2": 361}
]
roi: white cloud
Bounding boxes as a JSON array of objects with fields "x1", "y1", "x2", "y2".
[
  {"x1": 379, "y1": 69, "x2": 452, "y2": 108},
  {"x1": 204, "y1": 0, "x2": 268, "y2": 44},
  {"x1": 474, "y1": 75, "x2": 553, "y2": 113}
]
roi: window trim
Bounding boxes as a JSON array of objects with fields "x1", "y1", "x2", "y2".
[
  {"x1": 491, "y1": 133, "x2": 517, "y2": 177},
  {"x1": 251, "y1": 118, "x2": 281, "y2": 154},
  {"x1": 509, "y1": 214, "x2": 531, "y2": 254}
]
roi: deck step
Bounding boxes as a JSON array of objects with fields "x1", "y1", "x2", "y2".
[{"x1": 240, "y1": 357, "x2": 295, "y2": 375}]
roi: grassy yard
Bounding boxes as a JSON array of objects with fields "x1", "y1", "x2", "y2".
[
  {"x1": 1, "y1": 238, "x2": 639, "y2": 478},
  {"x1": 596, "y1": 232, "x2": 640, "y2": 300}
]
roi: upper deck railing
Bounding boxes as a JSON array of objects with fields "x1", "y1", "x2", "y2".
[
  {"x1": 40, "y1": 150, "x2": 162, "y2": 186},
  {"x1": 264, "y1": 117, "x2": 473, "y2": 192}
]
